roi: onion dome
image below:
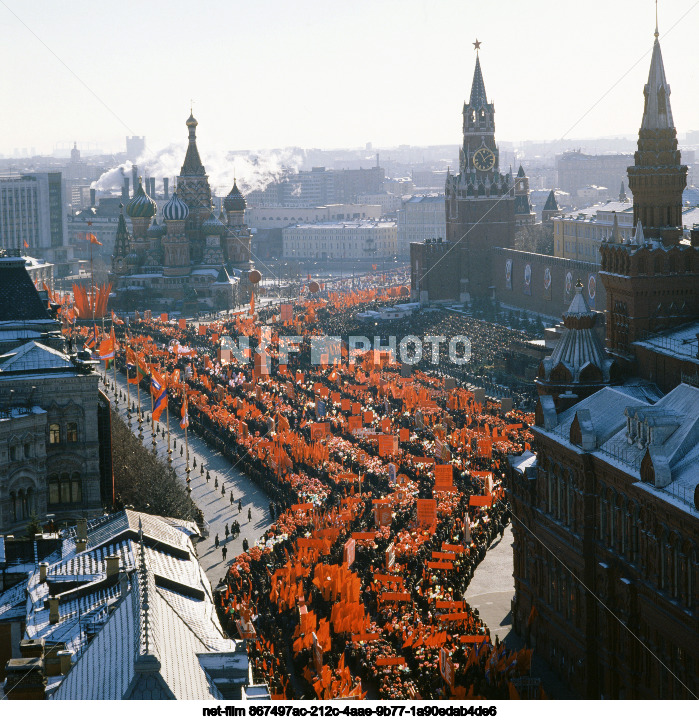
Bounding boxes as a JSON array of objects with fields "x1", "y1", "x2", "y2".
[
  {"x1": 162, "y1": 191, "x2": 189, "y2": 221},
  {"x1": 202, "y1": 212, "x2": 226, "y2": 236},
  {"x1": 126, "y1": 177, "x2": 157, "y2": 219},
  {"x1": 147, "y1": 218, "x2": 166, "y2": 239},
  {"x1": 186, "y1": 112, "x2": 198, "y2": 128},
  {"x1": 224, "y1": 179, "x2": 246, "y2": 212}
]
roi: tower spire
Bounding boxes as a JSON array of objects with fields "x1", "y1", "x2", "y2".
[
  {"x1": 469, "y1": 51, "x2": 488, "y2": 107},
  {"x1": 641, "y1": 22, "x2": 673, "y2": 130},
  {"x1": 181, "y1": 109, "x2": 206, "y2": 176}
]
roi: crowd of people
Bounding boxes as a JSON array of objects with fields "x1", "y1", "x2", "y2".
[{"x1": 75, "y1": 284, "x2": 540, "y2": 701}]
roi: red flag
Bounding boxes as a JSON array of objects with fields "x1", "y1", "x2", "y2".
[
  {"x1": 88, "y1": 233, "x2": 102, "y2": 246},
  {"x1": 23, "y1": 240, "x2": 29, "y2": 249}
]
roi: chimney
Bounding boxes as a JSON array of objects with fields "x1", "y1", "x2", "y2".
[
  {"x1": 150, "y1": 177, "x2": 156, "y2": 198},
  {"x1": 132, "y1": 165, "x2": 138, "y2": 194},
  {"x1": 48, "y1": 597, "x2": 60, "y2": 624},
  {"x1": 76, "y1": 518, "x2": 87, "y2": 537},
  {"x1": 163, "y1": 177, "x2": 169, "y2": 199},
  {"x1": 58, "y1": 650, "x2": 72, "y2": 675},
  {"x1": 75, "y1": 539, "x2": 87, "y2": 553},
  {"x1": 90, "y1": 187, "x2": 96, "y2": 207},
  {"x1": 39, "y1": 562, "x2": 48, "y2": 583},
  {"x1": 20, "y1": 638, "x2": 45, "y2": 659},
  {"x1": 3, "y1": 658, "x2": 46, "y2": 700},
  {"x1": 122, "y1": 178, "x2": 130, "y2": 201},
  {"x1": 106, "y1": 554, "x2": 120, "y2": 579}
]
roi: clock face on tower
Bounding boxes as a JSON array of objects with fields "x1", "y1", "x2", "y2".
[{"x1": 473, "y1": 147, "x2": 496, "y2": 172}]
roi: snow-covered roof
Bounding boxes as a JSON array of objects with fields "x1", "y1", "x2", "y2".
[
  {"x1": 0, "y1": 341, "x2": 73, "y2": 373},
  {"x1": 11, "y1": 509, "x2": 241, "y2": 700}
]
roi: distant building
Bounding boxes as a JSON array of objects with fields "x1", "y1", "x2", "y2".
[
  {"x1": 248, "y1": 165, "x2": 385, "y2": 207},
  {"x1": 245, "y1": 203, "x2": 382, "y2": 230},
  {"x1": 282, "y1": 220, "x2": 397, "y2": 261},
  {"x1": 356, "y1": 193, "x2": 402, "y2": 215},
  {"x1": 556, "y1": 151, "x2": 634, "y2": 198},
  {"x1": 0, "y1": 173, "x2": 69, "y2": 273},
  {"x1": 553, "y1": 200, "x2": 634, "y2": 262},
  {"x1": 397, "y1": 195, "x2": 446, "y2": 255},
  {"x1": 125, "y1": 136, "x2": 146, "y2": 163}
]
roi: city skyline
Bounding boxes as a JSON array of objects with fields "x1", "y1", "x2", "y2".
[{"x1": 1, "y1": 0, "x2": 697, "y2": 158}]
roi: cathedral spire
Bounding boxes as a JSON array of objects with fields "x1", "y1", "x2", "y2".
[
  {"x1": 469, "y1": 52, "x2": 488, "y2": 108},
  {"x1": 180, "y1": 111, "x2": 206, "y2": 176},
  {"x1": 641, "y1": 29, "x2": 674, "y2": 131}
]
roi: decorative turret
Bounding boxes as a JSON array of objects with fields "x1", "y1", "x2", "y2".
[
  {"x1": 126, "y1": 177, "x2": 157, "y2": 239},
  {"x1": 176, "y1": 110, "x2": 212, "y2": 224},
  {"x1": 111, "y1": 204, "x2": 132, "y2": 275},
  {"x1": 224, "y1": 179, "x2": 246, "y2": 213},
  {"x1": 600, "y1": 21, "x2": 698, "y2": 364},
  {"x1": 514, "y1": 165, "x2": 535, "y2": 225},
  {"x1": 542, "y1": 190, "x2": 560, "y2": 223},
  {"x1": 536, "y1": 281, "x2": 618, "y2": 409},
  {"x1": 626, "y1": 26, "x2": 687, "y2": 244}
]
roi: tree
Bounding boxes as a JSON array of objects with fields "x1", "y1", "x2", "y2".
[
  {"x1": 514, "y1": 224, "x2": 554, "y2": 255},
  {"x1": 110, "y1": 409, "x2": 198, "y2": 521}
]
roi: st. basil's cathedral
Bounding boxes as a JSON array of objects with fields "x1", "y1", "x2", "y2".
[{"x1": 111, "y1": 112, "x2": 252, "y2": 311}]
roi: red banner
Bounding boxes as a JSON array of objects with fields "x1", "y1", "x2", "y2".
[{"x1": 416, "y1": 498, "x2": 437, "y2": 527}]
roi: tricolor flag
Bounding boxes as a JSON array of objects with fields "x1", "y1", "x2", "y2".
[
  {"x1": 126, "y1": 347, "x2": 149, "y2": 383},
  {"x1": 151, "y1": 368, "x2": 168, "y2": 422}
]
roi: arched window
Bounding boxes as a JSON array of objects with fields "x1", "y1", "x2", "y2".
[
  {"x1": 49, "y1": 423, "x2": 60, "y2": 444},
  {"x1": 66, "y1": 422, "x2": 78, "y2": 443}
]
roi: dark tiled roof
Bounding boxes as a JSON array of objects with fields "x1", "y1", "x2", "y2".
[
  {"x1": 0, "y1": 258, "x2": 51, "y2": 322},
  {"x1": 543, "y1": 190, "x2": 559, "y2": 212}
]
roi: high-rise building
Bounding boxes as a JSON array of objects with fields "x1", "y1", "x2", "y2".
[{"x1": 0, "y1": 172, "x2": 68, "y2": 262}]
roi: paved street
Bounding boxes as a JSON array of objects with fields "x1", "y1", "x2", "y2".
[
  {"x1": 108, "y1": 372, "x2": 272, "y2": 586},
  {"x1": 465, "y1": 524, "x2": 577, "y2": 699},
  {"x1": 465, "y1": 525, "x2": 517, "y2": 645}
]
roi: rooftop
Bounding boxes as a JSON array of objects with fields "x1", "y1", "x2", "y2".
[{"x1": 2, "y1": 510, "x2": 246, "y2": 700}]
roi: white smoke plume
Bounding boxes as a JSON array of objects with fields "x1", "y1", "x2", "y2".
[
  {"x1": 92, "y1": 144, "x2": 303, "y2": 197},
  {"x1": 92, "y1": 162, "x2": 132, "y2": 191}
]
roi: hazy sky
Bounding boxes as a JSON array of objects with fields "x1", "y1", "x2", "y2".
[{"x1": 1, "y1": 0, "x2": 697, "y2": 157}]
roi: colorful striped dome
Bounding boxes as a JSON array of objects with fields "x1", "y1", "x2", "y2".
[
  {"x1": 162, "y1": 191, "x2": 189, "y2": 221},
  {"x1": 125, "y1": 178, "x2": 157, "y2": 219}
]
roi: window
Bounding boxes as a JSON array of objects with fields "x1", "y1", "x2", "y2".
[
  {"x1": 10, "y1": 446, "x2": 17, "y2": 461},
  {"x1": 48, "y1": 472, "x2": 82, "y2": 505},
  {"x1": 67, "y1": 422, "x2": 78, "y2": 443},
  {"x1": 24, "y1": 443, "x2": 31, "y2": 459},
  {"x1": 49, "y1": 423, "x2": 60, "y2": 444}
]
